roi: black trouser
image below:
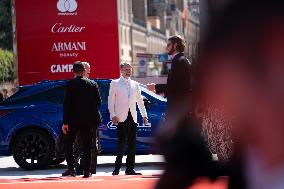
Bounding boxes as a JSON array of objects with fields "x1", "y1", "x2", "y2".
[
  {"x1": 114, "y1": 111, "x2": 137, "y2": 169},
  {"x1": 75, "y1": 128, "x2": 99, "y2": 173},
  {"x1": 65, "y1": 124, "x2": 93, "y2": 173}
]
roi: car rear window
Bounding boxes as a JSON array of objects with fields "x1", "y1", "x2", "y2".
[{"x1": 1, "y1": 85, "x2": 65, "y2": 105}]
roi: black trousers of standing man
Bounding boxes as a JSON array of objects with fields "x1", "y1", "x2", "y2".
[
  {"x1": 65, "y1": 124, "x2": 93, "y2": 174},
  {"x1": 114, "y1": 110, "x2": 137, "y2": 170}
]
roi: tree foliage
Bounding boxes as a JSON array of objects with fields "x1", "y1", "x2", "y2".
[
  {"x1": 0, "y1": 49, "x2": 14, "y2": 81},
  {"x1": 0, "y1": 0, "x2": 12, "y2": 50}
]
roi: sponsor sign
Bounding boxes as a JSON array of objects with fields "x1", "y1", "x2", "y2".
[{"x1": 15, "y1": 0, "x2": 120, "y2": 85}]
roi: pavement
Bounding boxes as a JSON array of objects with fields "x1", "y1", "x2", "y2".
[
  {"x1": 0, "y1": 155, "x2": 228, "y2": 189},
  {"x1": 0, "y1": 155, "x2": 165, "y2": 179}
]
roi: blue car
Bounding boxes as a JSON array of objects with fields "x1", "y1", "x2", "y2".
[{"x1": 0, "y1": 79, "x2": 167, "y2": 170}]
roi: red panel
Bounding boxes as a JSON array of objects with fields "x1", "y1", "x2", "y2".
[{"x1": 15, "y1": 0, "x2": 120, "y2": 85}]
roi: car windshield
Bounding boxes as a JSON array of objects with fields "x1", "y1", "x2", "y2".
[{"x1": 139, "y1": 84, "x2": 166, "y2": 102}]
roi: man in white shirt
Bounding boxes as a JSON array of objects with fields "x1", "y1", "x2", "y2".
[{"x1": 108, "y1": 63, "x2": 148, "y2": 175}]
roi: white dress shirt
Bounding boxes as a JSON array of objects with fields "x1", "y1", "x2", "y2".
[
  {"x1": 108, "y1": 76, "x2": 147, "y2": 123},
  {"x1": 170, "y1": 52, "x2": 179, "y2": 60}
]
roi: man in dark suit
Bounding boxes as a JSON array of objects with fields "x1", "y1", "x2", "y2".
[
  {"x1": 147, "y1": 35, "x2": 192, "y2": 114},
  {"x1": 62, "y1": 61, "x2": 102, "y2": 178},
  {"x1": 74, "y1": 61, "x2": 102, "y2": 175},
  {"x1": 165, "y1": 35, "x2": 192, "y2": 115},
  {"x1": 154, "y1": 36, "x2": 219, "y2": 189}
]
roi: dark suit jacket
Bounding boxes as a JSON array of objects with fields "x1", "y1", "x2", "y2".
[
  {"x1": 63, "y1": 76, "x2": 102, "y2": 126},
  {"x1": 0, "y1": 92, "x2": 3, "y2": 102},
  {"x1": 166, "y1": 52, "x2": 192, "y2": 110}
]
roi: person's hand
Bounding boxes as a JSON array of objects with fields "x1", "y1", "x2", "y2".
[
  {"x1": 143, "y1": 117, "x2": 148, "y2": 125},
  {"x1": 62, "y1": 124, "x2": 69, "y2": 135},
  {"x1": 112, "y1": 116, "x2": 119, "y2": 125},
  {"x1": 147, "y1": 83, "x2": 156, "y2": 93}
]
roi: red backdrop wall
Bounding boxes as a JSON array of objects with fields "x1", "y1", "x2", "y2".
[{"x1": 15, "y1": 0, "x2": 120, "y2": 85}]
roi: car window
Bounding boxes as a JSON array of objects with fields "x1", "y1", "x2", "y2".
[
  {"x1": 1, "y1": 85, "x2": 65, "y2": 105},
  {"x1": 3, "y1": 89, "x2": 51, "y2": 105},
  {"x1": 97, "y1": 82, "x2": 110, "y2": 104}
]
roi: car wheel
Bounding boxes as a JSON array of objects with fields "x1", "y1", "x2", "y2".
[{"x1": 12, "y1": 128, "x2": 54, "y2": 170}]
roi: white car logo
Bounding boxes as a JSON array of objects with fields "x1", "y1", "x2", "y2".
[
  {"x1": 107, "y1": 121, "x2": 151, "y2": 129},
  {"x1": 57, "y1": 0, "x2": 77, "y2": 13}
]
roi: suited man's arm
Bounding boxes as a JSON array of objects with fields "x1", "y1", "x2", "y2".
[
  {"x1": 93, "y1": 82, "x2": 102, "y2": 107},
  {"x1": 136, "y1": 83, "x2": 147, "y2": 118},
  {"x1": 108, "y1": 81, "x2": 116, "y2": 118},
  {"x1": 63, "y1": 83, "x2": 71, "y2": 125}
]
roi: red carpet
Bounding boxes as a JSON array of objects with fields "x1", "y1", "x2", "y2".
[{"x1": 0, "y1": 176, "x2": 228, "y2": 189}]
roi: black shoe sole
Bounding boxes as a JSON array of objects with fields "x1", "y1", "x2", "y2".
[
  {"x1": 125, "y1": 173, "x2": 142, "y2": 175},
  {"x1": 62, "y1": 174, "x2": 76, "y2": 177},
  {"x1": 82, "y1": 174, "x2": 92, "y2": 178}
]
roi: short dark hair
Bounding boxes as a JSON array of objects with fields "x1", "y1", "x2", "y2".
[
  {"x1": 73, "y1": 61, "x2": 85, "y2": 73},
  {"x1": 120, "y1": 62, "x2": 132, "y2": 70},
  {"x1": 168, "y1": 35, "x2": 186, "y2": 52}
]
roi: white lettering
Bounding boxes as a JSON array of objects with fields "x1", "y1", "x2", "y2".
[
  {"x1": 51, "y1": 23, "x2": 86, "y2": 33},
  {"x1": 56, "y1": 65, "x2": 62, "y2": 72},
  {"x1": 57, "y1": 12, "x2": 77, "y2": 16},
  {"x1": 51, "y1": 64, "x2": 73, "y2": 73},
  {"x1": 77, "y1": 42, "x2": 84, "y2": 50},
  {"x1": 69, "y1": 64, "x2": 73, "y2": 72},
  {"x1": 61, "y1": 64, "x2": 69, "y2": 72},
  {"x1": 51, "y1": 43, "x2": 58, "y2": 51},
  {"x1": 71, "y1": 43, "x2": 77, "y2": 50},
  {"x1": 51, "y1": 65, "x2": 56, "y2": 73},
  {"x1": 64, "y1": 43, "x2": 71, "y2": 51},
  {"x1": 107, "y1": 121, "x2": 152, "y2": 130},
  {"x1": 58, "y1": 42, "x2": 63, "y2": 50},
  {"x1": 59, "y1": 52, "x2": 79, "y2": 57},
  {"x1": 51, "y1": 42, "x2": 87, "y2": 51}
]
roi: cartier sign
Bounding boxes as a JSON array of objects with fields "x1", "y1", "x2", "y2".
[
  {"x1": 15, "y1": 0, "x2": 120, "y2": 85},
  {"x1": 51, "y1": 23, "x2": 85, "y2": 33}
]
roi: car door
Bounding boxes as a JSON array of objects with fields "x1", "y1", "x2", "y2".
[
  {"x1": 136, "y1": 95, "x2": 152, "y2": 152},
  {"x1": 39, "y1": 85, "x2": 65, "y2": 135},
  {"x1": 136, "y1": 89, "x2": 167, "y2": 153},
  {"x1": 96, "y1": 80, "x2": 118, "y2": 153}
]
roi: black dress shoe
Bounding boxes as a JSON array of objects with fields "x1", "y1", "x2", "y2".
[
  {"x1": 62, "y1": 169, "x2": 76, "y2": 177},
  {"x1": 125, "y1": 168, "x2": 142, "y2": 175},
  {"x1": 82, "y1": 172, "x2": 92, "y2": 178},
  {"x1": 112, "y1": 168, "x2": 120, "y2": 175}
]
